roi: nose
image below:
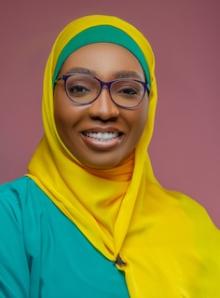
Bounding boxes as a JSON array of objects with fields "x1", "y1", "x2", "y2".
[{"x1": 88, "y1": 87, "x2": 119, "y2": 121}]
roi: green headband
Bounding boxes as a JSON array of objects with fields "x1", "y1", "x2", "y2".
[{"x1": 53, "y1": 25, "x2": 151, "y2": 88}]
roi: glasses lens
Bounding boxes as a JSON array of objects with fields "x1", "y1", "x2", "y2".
[
  {"x1": 111, "y1": 80, "x2": 145, "y2": 108},
  {"x1": 65, "y1": 74, "x2": 100, "y2": 104}
]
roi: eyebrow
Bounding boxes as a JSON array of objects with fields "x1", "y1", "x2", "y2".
[
  {"x1": 64, "y1": 67, "x2": 144, "y2": 81},
  {"x1": 65, "y1": 67, "x2": 96, "y2": 76},
  {"x1": 113, "y1": 71, "x2": 144, "y2": 81}
]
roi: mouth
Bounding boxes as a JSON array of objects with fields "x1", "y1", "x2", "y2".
[{"x1": 80, "y1": 129, "x2": 124, "y2": 150}]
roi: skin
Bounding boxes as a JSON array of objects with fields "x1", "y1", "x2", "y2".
[{"x1": 54, "y1": 43, "x2": 148, "y2": 169}]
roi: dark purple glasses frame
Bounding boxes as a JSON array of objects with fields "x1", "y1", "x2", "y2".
[{"x1": 55, "y1": 73, "x2": 150, "y2": 110}]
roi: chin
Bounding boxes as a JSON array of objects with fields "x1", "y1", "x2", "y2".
[{"x1": 84, "y1": 159, "x2": 121, "y2": 170}]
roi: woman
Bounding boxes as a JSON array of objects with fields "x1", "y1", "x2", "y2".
[{"x1": 0, "y1": 15, "x2": 219, "y2": 298}]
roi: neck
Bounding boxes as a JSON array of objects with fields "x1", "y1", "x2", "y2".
[{"x1": 81, "y1": 152, "x2": 135, "y2": 181}]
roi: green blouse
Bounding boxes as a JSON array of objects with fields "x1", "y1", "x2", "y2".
[{"x1": 0, "y1": 177, "x2": 129, "y2": 298}]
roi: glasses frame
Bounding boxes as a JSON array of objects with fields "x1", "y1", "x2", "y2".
[{"x1": 55, "y1": 73, "x2": 150, "y2": 110}]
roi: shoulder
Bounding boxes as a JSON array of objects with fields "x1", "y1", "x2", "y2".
[
  {"x1": 0, "y1": 176, "x2": 50, "y2": 214},
  {"x1": 0, "y1": 176, "x2": 29, "y2": 195},
  {"x1": 0, "y1": 175, "x2": 38, "y2": 200},
  {"x1": 0, "y1": 176, "x2": 54, "y2": 259},
  {"x1": 169, "y1": 189, "x2": 219, "y2": 229},
  {"x1": 146, "y1": 183, "x2": 220, "y2": 241},
  {"x1": 0, "y1": 177, "x2": 30, "y2": 226},
  {"x1": 145, "y1": 183, "x2": 218, "y2": 225},
  {"x1": 166, "y1": 189, "x2": 220, "y2": 247},
  {"x1": 0, "y1": 176, "x2": 49, "y2": 240}
]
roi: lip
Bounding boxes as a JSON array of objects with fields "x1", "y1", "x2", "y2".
[
  {"x1": 81, "y1": 126, "x2": 123, "y2": 133},
  {"x1": 80, "y1": 127, "x2": 124, "y2": 151}
]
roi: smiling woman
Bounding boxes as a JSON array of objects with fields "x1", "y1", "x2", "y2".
[
  {"x1": 54, "y1": 43, "x2": 148, "y2": 170},
  {"x1": 0, "y1": 15, "x2": 220, "y2": 298}
]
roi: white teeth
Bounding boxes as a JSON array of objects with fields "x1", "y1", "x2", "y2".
[{"x1": 84, "y1": 131, "x2": 120, "y2": 141}]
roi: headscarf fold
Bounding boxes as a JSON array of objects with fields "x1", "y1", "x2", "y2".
[{"x1": 27, "y1": 15, "x2": 220, "y2": 297}]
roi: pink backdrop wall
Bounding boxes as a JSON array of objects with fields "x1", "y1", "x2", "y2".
[{"x1": 0, "y1": 0, "x2": 219, "y2": 227}]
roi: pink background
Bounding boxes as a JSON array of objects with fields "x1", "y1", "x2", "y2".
[{"x1": 0, "y1": 0, "x2": 219, "y2": 227}]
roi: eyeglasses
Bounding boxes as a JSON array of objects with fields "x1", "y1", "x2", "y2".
[{"x1": 55, "y1": 73, "x2": 150, "y2": 109}]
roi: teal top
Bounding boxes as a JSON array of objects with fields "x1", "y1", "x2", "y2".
[{"x1": 0, "y1": 177, "x2": 129, "y2": 298}]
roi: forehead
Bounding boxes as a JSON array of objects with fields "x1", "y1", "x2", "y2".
[{"x1": 60, "y1": 43, "x2": 145, "y2": 80}]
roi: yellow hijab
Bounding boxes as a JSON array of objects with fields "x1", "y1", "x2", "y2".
[{"x1": 27, "y1": 15, "x2": 220, "y2": 297}]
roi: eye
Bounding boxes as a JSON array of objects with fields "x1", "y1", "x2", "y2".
[
  {"x1": 116, "y1": 85, "x2": 141, "y2": 98},
  {"x1": 67, "y1": 84, "x2": 90, "y2": 97},
  {"x1": 118, "y1": 87, "x2": 138, "y2": 96},
  {"x1": 112, "y1": 80, "x2": 143, "y2": 99}
]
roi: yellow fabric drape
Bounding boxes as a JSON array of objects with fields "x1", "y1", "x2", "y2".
[{"x1": 27, "y1": 15, "x2": 220, "y2": 297}]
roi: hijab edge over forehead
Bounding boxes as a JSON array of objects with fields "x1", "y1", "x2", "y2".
[{"x1": 52, "y1": 25, "x2": 151, "y2": 88}]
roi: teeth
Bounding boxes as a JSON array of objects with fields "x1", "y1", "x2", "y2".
[{"x1": 84, "y1": 131, "x2": 120, "y2": 141}]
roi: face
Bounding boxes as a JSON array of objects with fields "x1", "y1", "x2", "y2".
[{"x1": 54, "y1": 43, "x2": 148, "y2": 169}]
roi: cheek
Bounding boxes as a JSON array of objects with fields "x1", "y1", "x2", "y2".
[
  {"x1": 53, "y1": 88, "x2": 76, "y2": 141},
  {"x1": 133, "y1": 116, "x2": 148, "y2": 153},
  {"x1": 54, "y1": 87, "x2": 77, "y2": 129},
  {"x1": 130, "y1": 104, "x2": 148, "y2": 140},
  {"x1": 54, "y1": 87, "x2": 65, "y2": 122},
  {"x1": 132, "y1": 118, "x2": 147, "y2": 146}
]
